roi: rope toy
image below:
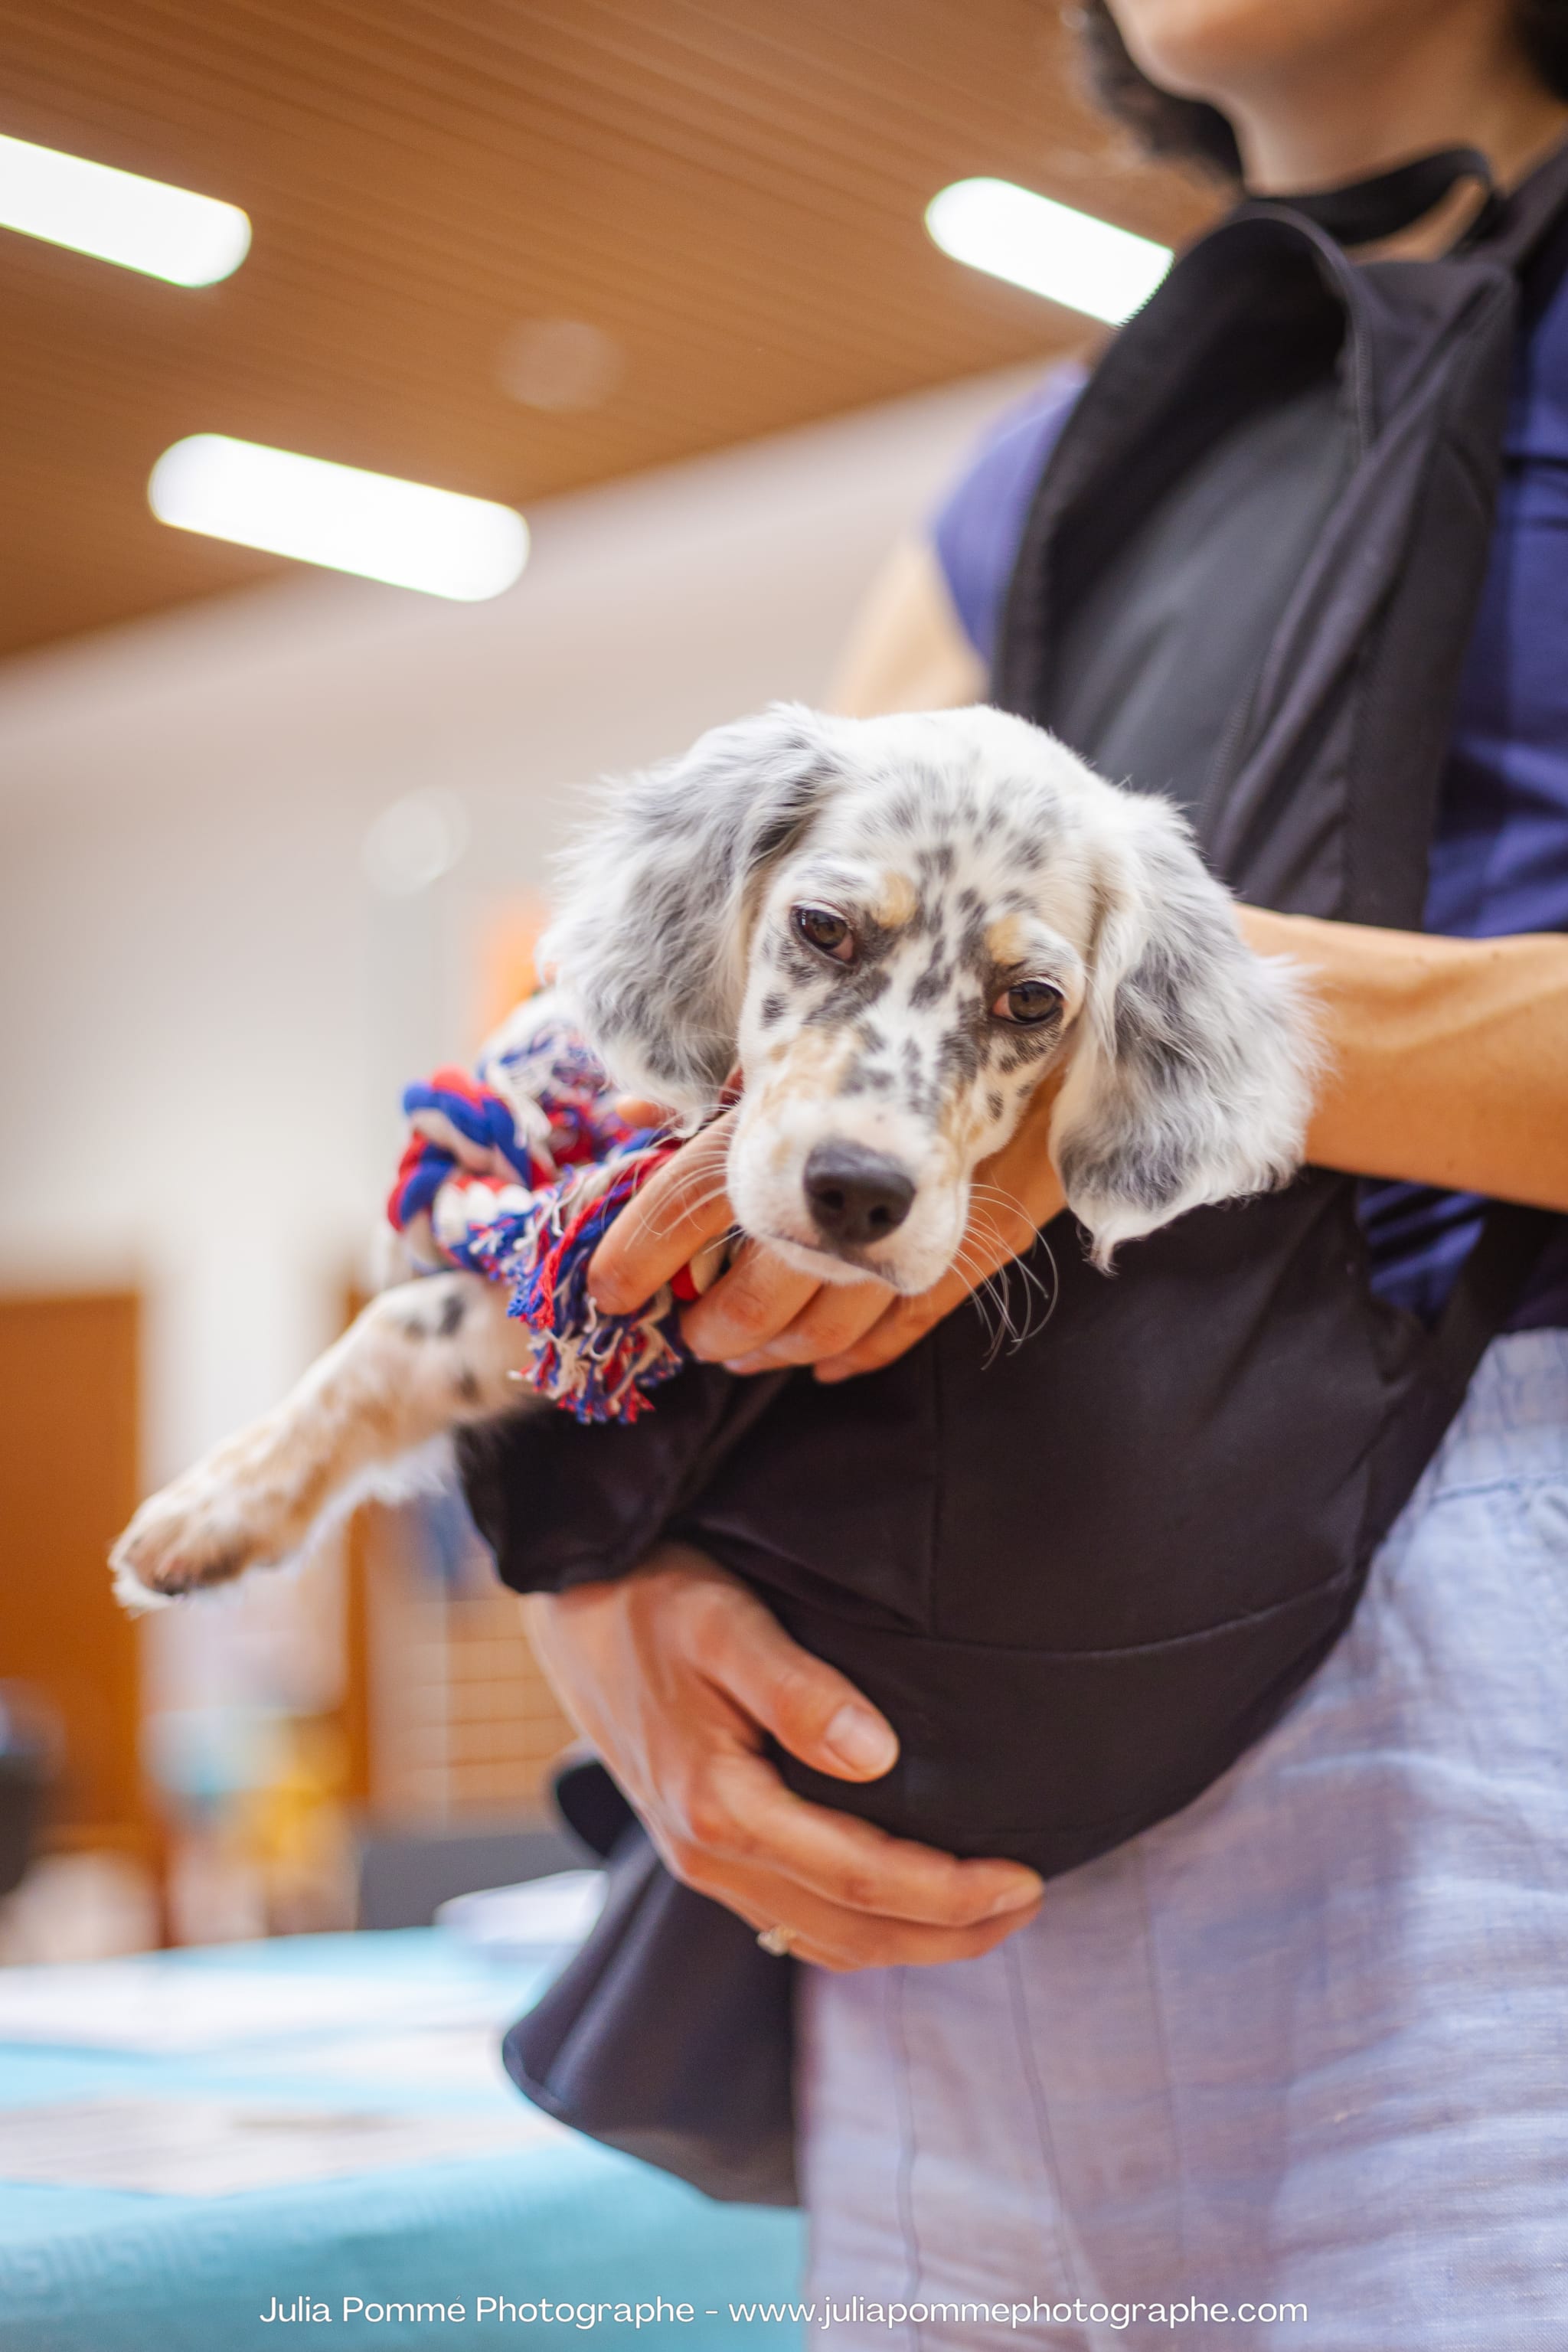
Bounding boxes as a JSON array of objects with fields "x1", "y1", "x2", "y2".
[{"x1": 387, "y1": 1000, "x2": 708, "y2": 1425}]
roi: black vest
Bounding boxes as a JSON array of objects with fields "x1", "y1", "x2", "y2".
[{"x1": 467, "y1": 142, "x2": 1568, "y2": 2203}]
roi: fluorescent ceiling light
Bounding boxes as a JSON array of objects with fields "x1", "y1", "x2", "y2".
[
  {"x1": 926, "y1": 177, "x2": 1171, "y2": 326},
  {"x1": 0, "y1": 132, "x2": 250, "y2": 286},
  {"x1": 149, "y1": 436, "x2": 530, "y2": 602}
]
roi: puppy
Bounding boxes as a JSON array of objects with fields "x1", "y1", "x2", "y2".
[{"x1": 110, "y1": 704, "x2": 1314, "y2": 1609}]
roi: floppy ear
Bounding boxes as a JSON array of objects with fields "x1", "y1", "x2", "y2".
[
  {"x1": 541, "y1": 703, "x2": 835, "y2": 1112},
  {"x1": 1050, "y1": 797, "x2": 1317, "y2": 1267}
]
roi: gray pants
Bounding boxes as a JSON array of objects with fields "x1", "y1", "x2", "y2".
[{"x1": 799, "y1": 1331, "x2": 1568, "y2": 2350}]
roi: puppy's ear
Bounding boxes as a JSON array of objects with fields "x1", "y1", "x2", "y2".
[
  {"x1": 1050, "y1": 797, "x2": 1317, "y2": 1266},
  {"x1": 542, "y1": 704, "x2": 835, "y2": 1110}
]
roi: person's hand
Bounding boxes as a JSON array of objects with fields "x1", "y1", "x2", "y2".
[
  {"x1": 592, "y1": 1073, "x2": 1067, "y2": 1381},
  {"x1": 524, "y1": 1544, "x2": 1044, "y2": 1969}
]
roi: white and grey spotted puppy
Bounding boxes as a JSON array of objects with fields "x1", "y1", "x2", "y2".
[{"x1": 110, "y1": 703, "x2": 1315, "y2": 1610}]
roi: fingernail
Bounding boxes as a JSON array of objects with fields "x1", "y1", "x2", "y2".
[
  {"x1": 724, "y1": 1355, "x2": 769, "y2": 1376},
  {"x1": 986, "y1": 1872, "x2": 1045, "y2": 1916},
  {"x1": 814, "y1": 1362, "x2": 849, "y2": 1384},
  {"x1": 825, "y1": 1704, "x2": 897, "y2": 1775}
]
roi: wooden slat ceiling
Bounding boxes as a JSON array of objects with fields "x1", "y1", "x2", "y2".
[{"x1": 0, "y1": 0, "x2": 1215, "y2": 658}]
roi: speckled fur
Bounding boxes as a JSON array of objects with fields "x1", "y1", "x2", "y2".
[{"x1": 550, "y1": 704, "x2": 1315, "y2": 1287}]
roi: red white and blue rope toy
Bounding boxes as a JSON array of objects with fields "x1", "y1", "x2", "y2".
[{"x1": 387, "y1": 998, "x2": 711, "y2": 1425}]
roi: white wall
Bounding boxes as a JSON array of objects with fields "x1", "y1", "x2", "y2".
[{"x1": 0, "y1": 364, "x2": 1033, "y2": 1704}]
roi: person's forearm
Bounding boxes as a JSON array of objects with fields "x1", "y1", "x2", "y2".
[{"x1": 1240, "y1": 909, "x2": 1568, "y2": 1208}]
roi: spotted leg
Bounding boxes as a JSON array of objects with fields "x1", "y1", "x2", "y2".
[{"x1": 109, "y1": 1272, "x2": 534, "y2": 1609}]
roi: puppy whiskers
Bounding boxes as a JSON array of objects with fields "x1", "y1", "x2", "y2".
[
  {"x1": 642, "y1": 1183, "x2": 734, "y2": 1243},
  {"x1": 956, "y1": 1213, "x2": 1056, "y2": 1359}
]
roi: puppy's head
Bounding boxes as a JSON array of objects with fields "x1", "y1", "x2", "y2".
[{"x1": 545, "y1": 704, "x2": 1313, "y2": 1293}]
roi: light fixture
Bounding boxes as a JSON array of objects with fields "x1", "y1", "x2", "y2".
[
  {"x1": 926, "y1": 177, "x2": 1171, "y2": 326},
  {"x1": 0, "y1": 131, "x2": 250, "y2": 286},
  {"x1": 148, "y1": 436, "x2": 530, "y2": 602}
]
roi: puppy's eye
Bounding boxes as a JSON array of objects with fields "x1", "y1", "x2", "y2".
[
  {"x1": 993, "y1": 978, "x2": 1063, "y2": 1026},
  {"x1": 792, "y1": 904, "x2": 855, "y2": 964}
]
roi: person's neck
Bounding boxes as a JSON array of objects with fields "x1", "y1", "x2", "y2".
[{"x1": 1228, "y1": 34, "x2": 1568, "y2": 196}]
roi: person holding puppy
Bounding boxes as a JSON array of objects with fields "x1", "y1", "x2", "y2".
[{"x1": 522, "y1": 0, "x2": 1568, "y2": 2337}]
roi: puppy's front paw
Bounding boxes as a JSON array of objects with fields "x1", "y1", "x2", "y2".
[{"x1": 109, "y1": 1448, "x2": 296, "y2": 1612}]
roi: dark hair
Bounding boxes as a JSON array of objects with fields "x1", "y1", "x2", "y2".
[{"x1": 1073, "y1": 0, "x2": 1568, "y2": 183}]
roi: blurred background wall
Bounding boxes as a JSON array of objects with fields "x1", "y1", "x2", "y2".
[{"x1": 0, "y1": 0, "x2": 1205, "y2": 1955}]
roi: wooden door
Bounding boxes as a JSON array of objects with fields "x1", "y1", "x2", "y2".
[{"x1": 0, "y1": 1292, "x2": 148, "y2": 1854}]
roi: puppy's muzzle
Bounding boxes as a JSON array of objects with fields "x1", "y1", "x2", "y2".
[{"x1": 803, "y1": 1142, "x2": 916, "y2": 1250}]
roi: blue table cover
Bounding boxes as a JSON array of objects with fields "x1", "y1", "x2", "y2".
[{"x1": 0, "y1": 1930, "x2": 803, "y2": 2350}]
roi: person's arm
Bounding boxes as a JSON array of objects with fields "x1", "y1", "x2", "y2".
[
  {"x1": 827, "y1": 534, "x2": 987, "y2": 720},
  {"x1": 1243, "y1": 908, "x2": 1568, "y2": 1205}
]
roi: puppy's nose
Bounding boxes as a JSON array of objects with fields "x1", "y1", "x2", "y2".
[{"x1": 803, "y1": 1142, "x2": 916, "y2": 1247}]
